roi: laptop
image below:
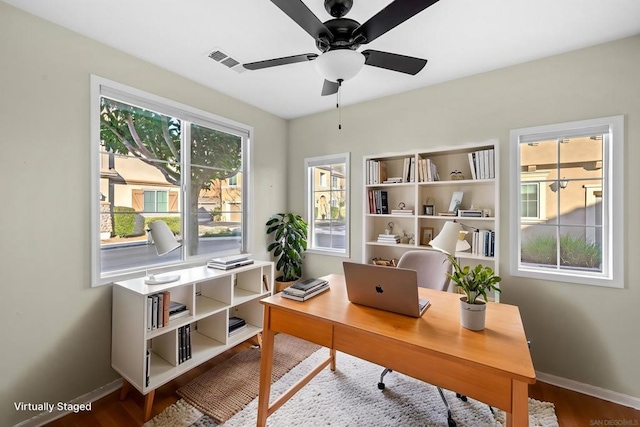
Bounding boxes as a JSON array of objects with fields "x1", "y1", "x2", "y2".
[{"x1": 342, "y1": 262, "x2": 430, "y2": 318}]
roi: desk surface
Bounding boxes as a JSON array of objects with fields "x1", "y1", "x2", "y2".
[{"x1": 261, "y1": 273, "x2": 535, "y2": 384}]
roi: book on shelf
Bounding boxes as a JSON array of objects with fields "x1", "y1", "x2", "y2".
[
  {"x1": 169, "y1": 309, "x2": 191, "y2": 321},
  {"x1": 467, "y1": 149, "x2": 495, "y2": 180},
  {"x1": 178, "y1": 324, "x2": 192, "y2": 364},
  {"x1": 229, "y1": 324, "x2": 248, "y2": 336},
  {"x1": 228, "y1": 316, "x2": 247, "y2": 336},
  {"x1": 208, "y1": 253, "x2": 251, "y2": 265},
  {"x1": 208, "y1": 258, "x2": 254, "y2": 270},
  {"x1": 281, "y1": 283, "x2": 330, "y2": 301},
  {"x1": 390, "y1": 209, "x2": 413, "y2": 215},
  {"x1": 383, "y1": 177, "x2": 403, "y2": 184},
  {"x1": 377, "y1": 234, "x2": 400, "y2": 244}
]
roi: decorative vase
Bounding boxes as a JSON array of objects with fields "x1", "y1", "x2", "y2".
[{"x1": 459, "y1": 297, "x2": 486, "y2": 331}]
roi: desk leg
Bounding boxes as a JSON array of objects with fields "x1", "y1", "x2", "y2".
[
  {"x1": 257, "y1": 307, "x2": 275, "y2": 427},
  {"x1": 330, "y1": 347, "x2": 336, "y2": 371},
  {"x1": 506, "y1": 380, "x2": 528, "y2": 427}
]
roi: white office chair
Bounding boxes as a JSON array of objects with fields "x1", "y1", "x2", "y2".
[{"x1": 376, "y1": 249, "x2": 465, "y2": 427}]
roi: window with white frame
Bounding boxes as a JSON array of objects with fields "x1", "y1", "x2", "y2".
[
  {"x1": 91, "y1": 76, "x2": 251, "y2": 286},
  {"x1": 305, "y1": 153, "x2": 350, "y2": 256},
  {"x1": 510, "y1": 116, "x2": 624, "y2": 287}
]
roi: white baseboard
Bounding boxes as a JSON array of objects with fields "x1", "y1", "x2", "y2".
[
  {"x1": 13, "y1": 379, "x2": 123, "y2": 427},
  {"x1": 536, "y1": 371, "x2": 640, "y2": 410}
]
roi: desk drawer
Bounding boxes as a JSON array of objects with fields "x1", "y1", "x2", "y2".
[{"x1": 269, "y1": 309, "x2": 333, "y2": 348}]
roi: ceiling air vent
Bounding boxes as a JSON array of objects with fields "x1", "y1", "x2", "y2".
[{"x1": 207, "y1": 49, "x2": 245, "y2": 73}]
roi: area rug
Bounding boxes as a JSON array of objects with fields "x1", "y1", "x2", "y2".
[
  {"x1": 175, "y1": 333, "x2": 321, "y2": 423},
  {"x1": 146, "y1": 345, "x2": 558, "y2": 427}
]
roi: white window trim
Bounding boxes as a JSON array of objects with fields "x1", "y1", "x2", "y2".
[
  {"x1": 90, "y1": 75, "x2": 253, "y2": 286},
  {"x1": 304, "y1": 153, "x2": 350, "y2": 257},
  {"x1": 509, "y1": 115, "x2": 624, "y2": 288}
]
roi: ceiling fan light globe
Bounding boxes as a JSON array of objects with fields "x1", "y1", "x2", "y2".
[{"x1": 314, "y1": 49, "x2": 365, "y2": 83}]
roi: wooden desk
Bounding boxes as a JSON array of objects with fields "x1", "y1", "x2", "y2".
[{"x1": 257, "y1": 274, "x2": 535, "y2": 427}]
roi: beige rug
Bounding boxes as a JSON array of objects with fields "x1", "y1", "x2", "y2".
[{"x1": 176, "y1": 333, "x2": 321, "y2": 423}]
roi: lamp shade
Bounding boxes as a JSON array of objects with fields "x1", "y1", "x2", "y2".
[
  {"x1": 429, "y1": 221, "x2": 461, "y2": 255},
  {"x1": 456, "y1": 230, "x2": 471, "y2": 252},
  {"x1": 314, "y1": 49, "x2": 365, "y2": 83},
  {"x1": 148, "y1": 220, "x2": 181, "y2": 256}
]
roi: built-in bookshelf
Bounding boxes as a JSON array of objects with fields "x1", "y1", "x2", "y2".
[
  {"x1": 111, "y1": 261, "x2": 274, "y2": 421},
  {"x1": 363, "y1": 141, "x2": 499, "y2": 300}
]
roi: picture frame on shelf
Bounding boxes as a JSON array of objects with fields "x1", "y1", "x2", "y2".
[
  {"x1": 420, "y1": 227, "x2": 434, "y2": 246},
  {"x1": 448, "y1": 191, "x2": 464, "y2": 214}
]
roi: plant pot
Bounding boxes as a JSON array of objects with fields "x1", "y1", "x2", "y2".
[
  {"x1": 274, "y1": 277, "x2": 299, "y2": 293},
  {"x1": 459, "y1": 297, "x2": 486, "y2": 331}
]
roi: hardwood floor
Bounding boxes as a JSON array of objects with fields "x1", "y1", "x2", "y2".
[{"x1": 47, "y1": 341, "x2": 640, "y2": 427}]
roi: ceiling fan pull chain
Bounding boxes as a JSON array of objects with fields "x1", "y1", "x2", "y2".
[{"x1": 337, "y1": 79, "x2": 343, "y2": 130}]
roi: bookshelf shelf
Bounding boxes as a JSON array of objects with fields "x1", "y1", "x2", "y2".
[
  {"x1": 112, "y1": 261, "x2": 274, "y2": 422},
  {"x1": 363, "y1": 141, "x2": 500, "y2": 299}
]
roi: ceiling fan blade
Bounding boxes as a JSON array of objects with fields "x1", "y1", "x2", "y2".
[
  {"x1": 271, "y1": 0, "x2": 332, "y2": 40},
  {"x1": 353, "y1": 0, "x2": 440, "y2": 44},
  {"x1": 243, "y1": 53, "x2": 318, "y2": 70},
  {"x1": 362, "y1": 50, "x2": 427, "y2": 75},
  {"x1": 321, "y1": 80, "x2": 340, "y2": 96}
]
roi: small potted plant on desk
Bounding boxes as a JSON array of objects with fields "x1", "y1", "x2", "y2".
[
  {"x1": 266, "y1": 213, "x2": 308, "y2": 293},
  {"x1": 445, "y1": 254, "x2": 502, "y2": 331}
]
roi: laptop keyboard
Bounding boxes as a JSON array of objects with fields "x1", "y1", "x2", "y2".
[{"x1": 419, "y1": 298, "x2": 428, "y2": 311}]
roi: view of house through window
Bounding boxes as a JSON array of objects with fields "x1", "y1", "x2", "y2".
[
  {"x1": 305, "y1": 153, "x2": 350, "y2": 255},
  {"x1": 510, "y1": 116, "x2": 623, "y2": 287},
  {"x1": 93, "y1": 78, "x2": 249, "y2": 285}
]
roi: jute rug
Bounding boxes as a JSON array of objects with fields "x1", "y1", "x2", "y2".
[
  {"x1": 175, "y1": 333, "x2": 321, "y2": 423},
  {"x1": 146, "y1": 344, "x2": 558, "y2": 427}
]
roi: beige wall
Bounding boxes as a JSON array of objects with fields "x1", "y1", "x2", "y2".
[
  {"x1": 0, "y1": 3, "x2": 287, "y2": 426},
  {"x1": 288, "y1": 35, "x2": 640, "y2": 399}
]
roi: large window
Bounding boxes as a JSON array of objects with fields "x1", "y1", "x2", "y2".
[
  {"x1": 510, "y1": 116, "x2": 624, "y2": 287},
  {"x1": 305, "y1": 153, "x2": 350, "y2": 256},
  {"x1": 91, "y1": 76, "x2": 251, "y2": 285}
]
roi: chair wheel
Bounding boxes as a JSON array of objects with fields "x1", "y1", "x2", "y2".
[
  {"x1": 447, "y1": 417, "x2": 457, "y2": 427},
  {"x1": 456, "y1": 393, "x2": 468, "y2": 402},
  {"x1": 377, "y1": 382, "x2": 385, "y2": 390}
]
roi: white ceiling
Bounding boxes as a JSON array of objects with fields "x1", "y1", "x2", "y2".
[{"x1": 5, "y1": 0, "x2": 640, "y2": 119}]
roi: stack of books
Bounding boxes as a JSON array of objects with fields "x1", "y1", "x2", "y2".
[
  {"x1": 169, "y1": 301, "x2": 189, "y2": 321},
  {"x1": 228, "y1": 316, "x2": 247, "y2": 337},
  {"x1": 377, "y1": 233, "x2": 400, "y2": 244},
  {"x1": 390, "y1": 209, "x2": 413, "y2": 215},
  {"x1": 281, "y1": 278, "x2": 330, "y2": 302},
  {"x1": 207, "y1": 254, "x2": 254, "y2": 270}
]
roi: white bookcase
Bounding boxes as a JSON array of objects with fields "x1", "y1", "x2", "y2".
[
  {"x1": 363, "y1": 141, "x2": 499, "y2": 300},
  {"x1": 111, "y1": 261, "x2": 274, "y2": 420}
]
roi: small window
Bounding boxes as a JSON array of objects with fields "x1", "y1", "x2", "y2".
[
  {"x1": 305, "y1": 153, "x2": 350, "y2": 256},
  {"x1": 510, "y1": 116, "x2": 624, "y2": 287}
]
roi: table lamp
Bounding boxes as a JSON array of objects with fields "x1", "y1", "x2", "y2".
[
  {"x1": 429, "y1": 221, "x2": 461, "y2": 255},
  {"x1": 145, "y1": 220, "x2": 181, "y2": 285}
]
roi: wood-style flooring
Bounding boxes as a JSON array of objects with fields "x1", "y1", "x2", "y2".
[{"x1": 47, "y1": 340, "x2": 640, "y2": 427}]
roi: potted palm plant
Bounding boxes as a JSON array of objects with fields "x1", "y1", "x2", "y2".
[
  {"x1": 266, "y1": 213, "x2": 308, "y2": 292},
  {"x1": 445, "y1": 254, "x2": 501, "y2": 331}
]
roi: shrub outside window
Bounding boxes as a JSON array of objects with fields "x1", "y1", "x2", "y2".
[
  {"x1": 510, "y1": 116, "x2": 624, "y2": 288},
  {"x1": 91, "y1": 76, "x2": 251, "y2": 286}
]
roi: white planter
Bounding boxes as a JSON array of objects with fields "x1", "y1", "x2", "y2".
[{"x1": 459, "y1": 297, "x2": 486, "y2": 331}]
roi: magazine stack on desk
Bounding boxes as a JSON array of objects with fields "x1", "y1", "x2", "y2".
[{"x1": 281, "y1": 278, "x2": 329, "y2": 302}]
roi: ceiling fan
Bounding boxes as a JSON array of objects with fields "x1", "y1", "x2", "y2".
[{"x1": 243, "y1": 0, "x2": 439, "y2": 96}]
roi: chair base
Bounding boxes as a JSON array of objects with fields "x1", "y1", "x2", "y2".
[{"x1": 378, "y1": 368, "x2": 485, "y2": 427}]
